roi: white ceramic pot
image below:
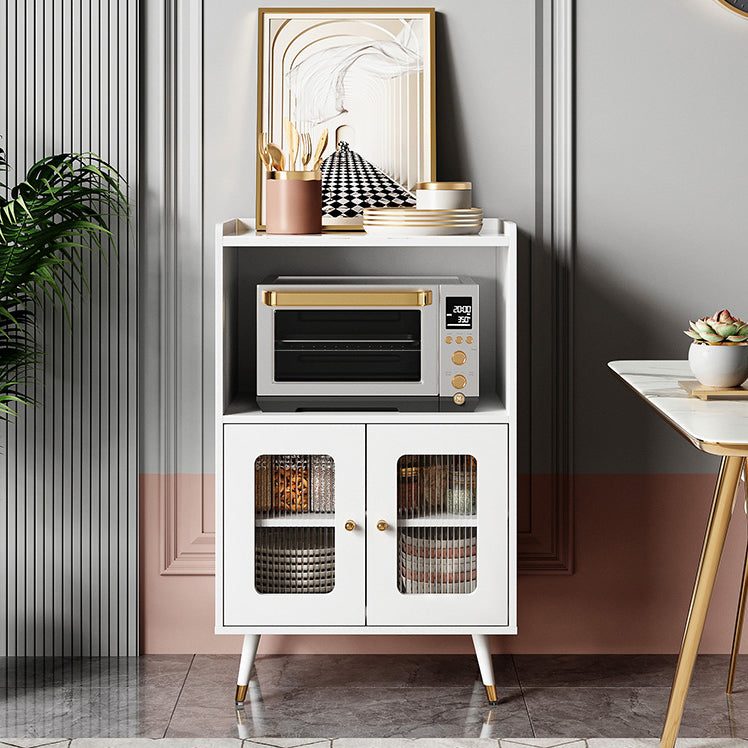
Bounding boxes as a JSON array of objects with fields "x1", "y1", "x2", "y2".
[
  {"x1": 415, "y1": 181, "x2": 472, "y2": 210},
  {"x1": 688, "y1": 342, "x2": 748, "y2": 387}
]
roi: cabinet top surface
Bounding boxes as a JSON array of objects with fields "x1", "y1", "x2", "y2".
[
  {"x1": 219, "y1": 218, "x2": 512, "y2": 247},
  {"x1": 609, "y1": 360, "x2": 748, "y2": 453}
]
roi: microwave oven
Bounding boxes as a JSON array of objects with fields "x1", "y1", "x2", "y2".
[{"x1": 256, "y1": 276, "x2": 479, "y2": 411}]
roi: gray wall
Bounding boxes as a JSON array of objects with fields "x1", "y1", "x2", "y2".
[
  {"x1": 575, "y1": 0, "x2": 748, "y2": 474},
  {"x1": 0, "y1": 1, "x2": 138, "y2": 655}
]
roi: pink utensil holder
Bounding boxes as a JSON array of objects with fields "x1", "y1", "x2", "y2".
[{"x1": 265, "y1": 171, "x2": 322, "y2": 234}]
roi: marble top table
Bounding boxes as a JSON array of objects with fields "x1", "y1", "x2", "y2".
[
  {"x1": 609, "y1": 360, "x2": 748, "y2": 454},
  {"x1": 610, "y1": 359, "x2": 748, "y2": 748}
]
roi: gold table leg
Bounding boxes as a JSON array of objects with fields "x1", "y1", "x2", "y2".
[
  {"x1": 727, "y1": 461, "x2": 748, "y2": 694},
  {"x1": 660, "y1": 455, "x2": 745, "y2": 748}
]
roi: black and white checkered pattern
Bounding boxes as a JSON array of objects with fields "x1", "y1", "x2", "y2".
[{"x1": 321, "y1": 142, "x2": 416, "y2": 219}]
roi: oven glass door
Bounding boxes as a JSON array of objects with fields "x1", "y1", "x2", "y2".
[{"x1": 273, "y1": 309, "x2": 421, "y2": 382}]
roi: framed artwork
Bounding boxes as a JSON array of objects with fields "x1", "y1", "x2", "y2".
[{"x1": 256, "y1": 7, "x2": 436, "y2": 230}]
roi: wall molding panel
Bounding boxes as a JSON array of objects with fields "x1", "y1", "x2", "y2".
[
  {"x1": 160, "y1": 474, "x2": 215, "y2": 575},
  {"x1": 0, "y1": 0, "x2": 138, "y2": 655},
  {"x1": 140, "y1": 0, "x2": 209, "y2": 575},
  {"x1": 518, "y1": 0, "x2": 575, "y2": 573}
]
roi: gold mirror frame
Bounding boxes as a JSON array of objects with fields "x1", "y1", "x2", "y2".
[{"x1": 714, "y1": 0, "x2": 748, "y2": 17}]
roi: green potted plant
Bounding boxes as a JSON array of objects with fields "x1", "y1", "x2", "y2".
[
  {"x1": 0, "y1": 143, "x2": 128, "y2": 421},
  {"x1": 684, "y1": 309, "x2": 748, "y2": 387}
]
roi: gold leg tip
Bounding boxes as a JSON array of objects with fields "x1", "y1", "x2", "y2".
[
  {"x1": 235, "y1": 684, "x2": 248, "y2": 704},
  {"x1": 485, "y1": 684, "x2": 498, "y2": 704}
]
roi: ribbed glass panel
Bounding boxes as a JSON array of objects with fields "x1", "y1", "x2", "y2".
[
  {"x1": 0, "y1": 0, "x2": 137, "y2": 655},
  {"x1": 396, "y1": 455, "x2": 478, "y2": 595},
  {"x1": 254, "y1": 455, "x2": 336, "y2": 595},
  {"x1": 255, "y1": 527, "x2": 336, "y2": 595},
  {"x1": 398, "y1": 527, "x2": 477, "y2": 594},
  {"x1": 255, "y1": 455, "x2": 335, "y2": 516},
  {"x1": 397, "y1": 455, "x2": 477, "y2": 518}
]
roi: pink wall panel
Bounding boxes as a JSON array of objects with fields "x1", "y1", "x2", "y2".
[{"x1": 140, "y1": 472, "x2": 748, "y2": 654}]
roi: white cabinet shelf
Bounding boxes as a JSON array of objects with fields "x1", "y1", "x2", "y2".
[
  {"x1": 221, "y1": 217, "x2": 509, "y2": 247},
  {"x1": 255, "y1": 515, "x2": 336, "y2": 528},
  {"x1": 214, "y1": 217, "x2": 517, "y2": 706},
  {"x1": 222, "y1": 393, "x2": 509, "y2": 424},
  {"x1": 396, "y1": 516, "x2": 478, "y2": 528}
]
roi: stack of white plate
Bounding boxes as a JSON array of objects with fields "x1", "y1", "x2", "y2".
[
  {"x1": 398, "y1": 530, "x2": 478, "y2": 594},
  {"x1": 363, "y1": 207, "x2": 483, "y2": 237}
]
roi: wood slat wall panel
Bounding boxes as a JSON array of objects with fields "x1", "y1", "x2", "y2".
[{"x1": 0, "y1": 0, "x2": 137, "y2": 656}]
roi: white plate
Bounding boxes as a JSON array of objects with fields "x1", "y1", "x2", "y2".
[
  {"x1": 363, "y1": 217, "x2": 482, "y2": 224},
  {"x1": 363, "y1": 223, "x2": 482, "y2": 237},
  {"x1": 363, "y1": 217, "x2": 483, "y2": 224},
  {"x1": 363, "y1": 222, "x2": 483, "y2": 227},
  {"x1": 364, "y1": 207, "x2": 483, "y2": 216}
]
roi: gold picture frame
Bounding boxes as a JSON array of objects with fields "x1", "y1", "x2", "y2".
[{"x1": 256, "y1": 7, "x2": 436, "y2": 231}]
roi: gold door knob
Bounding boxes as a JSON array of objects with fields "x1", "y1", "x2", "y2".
[
  {"x1": 344, "y1": 520, "x2": 356, "y2": 532},
  {"x1": 376, "y1": 520, "x2": 388, "y2": 532},
  {"x1": 451, "y1": 350, "x2": 467, "y2": 365}
]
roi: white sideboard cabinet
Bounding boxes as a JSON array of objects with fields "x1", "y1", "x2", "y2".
[{"x1": 215, "y1": 218, "x2": 517, "y2": 707}]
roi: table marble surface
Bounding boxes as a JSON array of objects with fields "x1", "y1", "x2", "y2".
[{"x1": 609, "y1": 360, "x2": 748, "y2": 449}]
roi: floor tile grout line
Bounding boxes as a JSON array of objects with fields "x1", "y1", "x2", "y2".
[
  {"x1": 510, "y1": 654, "x2": 536, "y2": 738},
  {"x1": 162, "y1": 653, "x2": 196, "y2": 738},
  {"x1": 246, "y1": 740, "x2": 332, "y2": 748}
]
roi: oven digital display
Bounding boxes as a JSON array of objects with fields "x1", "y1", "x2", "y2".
[{"x1": 445, "y1": 296, "x2": 473, "y2": 329}]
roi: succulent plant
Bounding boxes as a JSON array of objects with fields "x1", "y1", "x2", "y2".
[{"x1": 685, "y1": 309, "x2": 748, "y2": 345}]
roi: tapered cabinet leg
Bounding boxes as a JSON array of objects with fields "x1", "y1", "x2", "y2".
[
  {"x1": 660, "y1": 456, "x2": 744, "y2": 748},
  {"x1": 235, "y1": 634, "x2": 261, "y2": 706},
  {"x1": 727, "y1": 462, "x2": 748, "y2": 694},
  {"x1": 472, "y1": 634, "x2": 498, "y2": 705}
]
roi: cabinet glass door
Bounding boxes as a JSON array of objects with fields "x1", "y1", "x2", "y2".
[
  {"x1": 223, "y1": 424, "x2": 365, "y2": 626},
  {"x1": 396, "y1": 454, "x2": 478, "y2": 595},
  {"x1": 367, "y1": 424, "x2": 509, "y2": 626}
]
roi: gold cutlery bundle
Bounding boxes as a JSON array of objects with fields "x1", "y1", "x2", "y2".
[{"x1": 258, "y1": 121, "x2": 327, "y2": 173}]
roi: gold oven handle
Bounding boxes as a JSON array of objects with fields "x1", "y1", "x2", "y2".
[{"x1": 262, "y1": 290, "x2": 433, "y2": 307}]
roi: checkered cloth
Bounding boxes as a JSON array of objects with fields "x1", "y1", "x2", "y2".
[{"x1": 320, "y1": 141, "x2": 416, "y2": 219}]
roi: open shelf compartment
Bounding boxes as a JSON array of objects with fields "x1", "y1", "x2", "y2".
[{"x1": 217, "y1": 219, "x2": 516, "y2": 423}]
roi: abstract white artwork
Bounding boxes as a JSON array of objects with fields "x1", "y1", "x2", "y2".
[{"x1": 257, "y1": 9, "x2": 435, "y2": 229}]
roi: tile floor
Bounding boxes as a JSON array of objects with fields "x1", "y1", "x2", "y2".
[
  {"x1": 0, "y1": 741, "x2": 747, "y2": 748},
  {"x1": 2, "y1": 655, "x2": 748, "y2": 743}
]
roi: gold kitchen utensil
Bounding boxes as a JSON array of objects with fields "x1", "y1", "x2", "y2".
[
  {"x1": 257, "y1": 132, "x2": 272, "y2": 171},
  {"x1": 267, "y1": 142, "x2": 285, "y2": 171},
  {"x1": 285, "y1": 118, "x2": 299, "y2": 170},
  {"x1": 284, "y1": 119, "x2": 292, "y2": 165},
  {"x1": 291, "y1": 123, "x2": 300, "y2": 170},
  {"x1": 301, "y1": 132, "x2": 312, "y2": 170},
  {"x1": 312, "y1": 128, "x2": 328, "y2": 167}
]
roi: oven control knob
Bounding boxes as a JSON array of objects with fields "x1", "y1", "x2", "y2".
[
  {"x1": 453, "y1": 393, "x2": 466, "y2": 406},
  {"x1": 451, "y1": 350, "x2": 467, "y2": 366},
  {"x1": 451, "y1": 374, "x2": 467, "y2": 389},
  {"x1": 466, "y1": 336, "x2": 474, "y2": 344},
  {"x1": 456, "y1": 336, "x2": 463, "y2": 344},
  {"x1": 445, "y1": 336, "x2": 453, "y2": 344}
]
